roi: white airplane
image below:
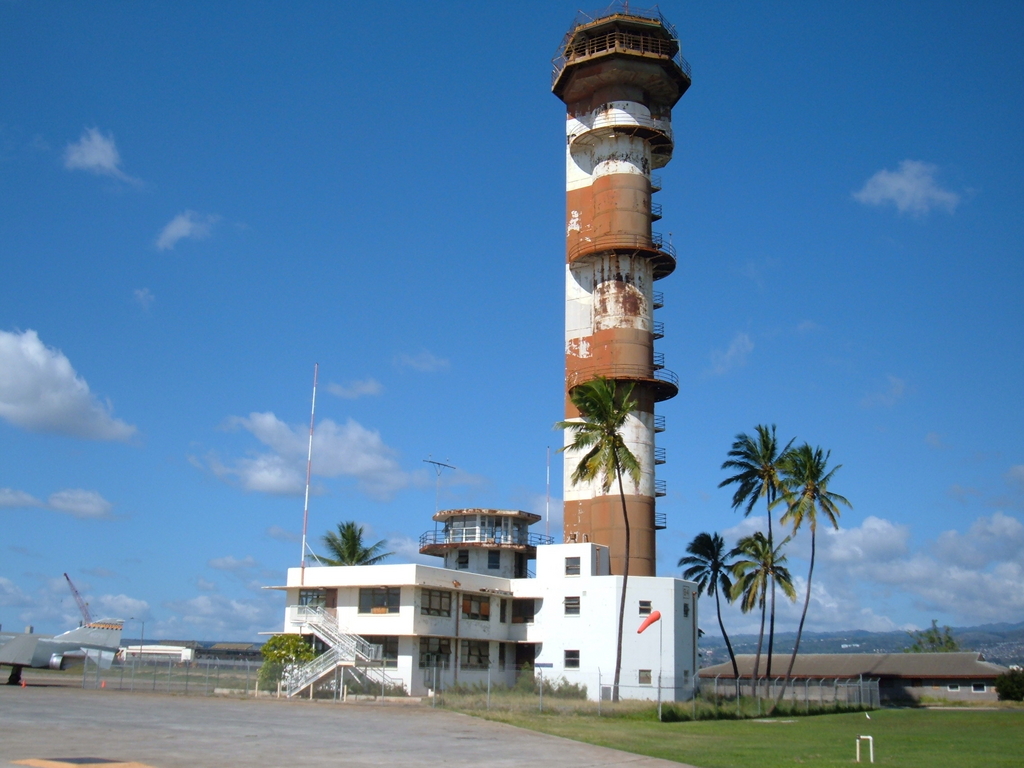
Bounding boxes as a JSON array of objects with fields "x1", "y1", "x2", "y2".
[{"x1": 0, "y1": 620, "x2": 123, "y2": 685}]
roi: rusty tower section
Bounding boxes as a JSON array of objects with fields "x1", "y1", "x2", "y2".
[{"x1": 553, "y1": 5, "x2": 690, "y2": 577}]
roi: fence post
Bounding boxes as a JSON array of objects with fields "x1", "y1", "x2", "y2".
[
  {"x1": 486, "y1": 665, "x2": 491, "y2": 711},
  {"x1": 538, "y1": 668, "x2": 543, "y2": 713}
]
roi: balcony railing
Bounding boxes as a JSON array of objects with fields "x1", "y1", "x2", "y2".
[
  {"x1": 654, "y1": 510, "x2": 667, "y2": 529},
  {"x1": 552, "y1": 5, "x2": 693, "y2": 86},
  {"x1": 651, "y1": 202, "x2": 662, "y2": 221},
  {"x1": 655, "y1": 479, "x2": 667, "y2": 497},
  {"x1": 653, "y1": 320, "x2": 664, "y2": 339},
  {"x1": 653, "y1": 414, "x2": 666, "y2": 432},
  {"x1": 652, "y1": 290, "x2": 664, "y2": 309},
  {"x1": 419, "y1": 528, "x2": 554, "y2": 549},
  {"x1": 654, "y1": 447, "x2": 666, "y2": 464},
  {"x1": 653, "y1": 352, "x2": 665, "y2": 370},
  {"x1": 567, "y1": 363, "x2": 678, "y2": 391},
  {"x1": 650, "y1": 174, "x2": 662, "y2": 193}
]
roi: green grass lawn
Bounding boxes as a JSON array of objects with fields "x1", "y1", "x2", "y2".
[{"x1": 471, "y1": 707, "x2": 1024, "y2": 767}]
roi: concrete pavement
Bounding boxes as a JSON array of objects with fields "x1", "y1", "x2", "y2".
[{"x1": 1, "y1": 686, "x2": 697, "y2": 768}]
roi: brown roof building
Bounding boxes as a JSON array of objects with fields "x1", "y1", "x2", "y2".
[{"x1": 700, "y1": 652, "x2": 1008, "y2": 702}]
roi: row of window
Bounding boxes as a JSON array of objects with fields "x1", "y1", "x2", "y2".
[
  {"x1": 344, "y1": 588, "x2": 671, "y2": 622},
  {"x1": 418, "y1": 637, "x2": 518, "y2": 670}
]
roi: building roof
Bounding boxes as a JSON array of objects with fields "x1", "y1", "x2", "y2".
[{"x1": 699, "y1": 652, "x2": 1008, "y2": 680}]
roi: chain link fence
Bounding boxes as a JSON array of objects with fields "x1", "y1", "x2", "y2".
[{"x1": 79, "y1": 655, "x2": 262, "y2": 696}]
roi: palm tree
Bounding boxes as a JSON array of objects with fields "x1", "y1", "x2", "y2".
[
  {"x1": 775, "y1": 444, "x2": 850, "y2": 704},
  {"x1": 679, "y1": 532, "x2": 740, "y2": 679},
  {"x1": 556, "y1": 376, "x2": 641, "y2": 703},
  {"x1": 719, "y1": 425, "x2": 793, "y2": 680},
  {"x1": 730, "y1": 532, "x2": 796, "y2": 696},
  {"x1": 319, "y1": 521, "x2": 393, "y2": 566}
]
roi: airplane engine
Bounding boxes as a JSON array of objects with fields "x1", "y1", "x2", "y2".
[{"x1": 48, "y1": 654, "x2": 68, "y2": 670}]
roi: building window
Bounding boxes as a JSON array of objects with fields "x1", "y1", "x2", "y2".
[
  {"x1": 564, "y1": 650, "x2": 580, "y2": 669},
  {"x1": 418, "y1": 637, "x2": 451, "y2": 668},
  {"x1": 420, "y1": 588, "x2": 451, "y2": 617},
  {"x1": 683, "y1": 603, "x2": 690, "y2": 618},
  {"x1": 456, "y1": 549, "x2": 469, "y2": 569},
  {"x1": 639, "y1": 669, "x2": 652, "y2": 685},
  {"x1": 462, "y1": 594, "x2": 491, "y2": 621},
  {"x1": 639, "y1": 600, "x2": 652, "y2": 616},
  {"x1": 948, "y1": 684, "x2": 960, "y2": 691},
  {"x1": 499, "y1": 598, "x2": 508, "y2": 623},
  {"x1": 972, "y1": 683, "x2": 986, "y2": 693},
  {"x1": 298, "y1": 589, "x2": 326, "y2": 608},
  {"x1": 488, "y1": 550, "x2": 501, "y2": 570},
  {"x1": 564, "y1": 596, "x2": 581, "y2": 616},
  {"x1": 565, "y1": 556, "x2": 581, "y2": 576},
  {"x1": 461, "y1": 639, "x2": 489, "y2": 669},
  {"x1": 511, "y1": 598, "x2": 535, "y2": 624},
  {"x1": 498, "y1": 643, "x2": 507, "y2": 669},
  {"x1": 362, "y1": 636, "x2": 399, "y2": 668},
  {"x1": 358, "y1": 587, "x2": 401, "y2": 614}
]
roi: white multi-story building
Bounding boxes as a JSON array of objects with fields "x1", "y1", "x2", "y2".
[{"x1": 270, "y1": 508, "x2": 698, "y2": 701}]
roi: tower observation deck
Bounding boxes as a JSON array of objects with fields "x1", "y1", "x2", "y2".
[{"x1": 554, "y1": 4, "x2": 690, "y2": 577}]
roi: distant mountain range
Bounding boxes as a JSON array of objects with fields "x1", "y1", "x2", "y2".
[{"x1": 698, "y1": 621, "x2": 1024, "y2": 668}]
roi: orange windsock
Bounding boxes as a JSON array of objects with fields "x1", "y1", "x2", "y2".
[{"x1": 637, "y1": 610, "x2": 662, "y2": 634}]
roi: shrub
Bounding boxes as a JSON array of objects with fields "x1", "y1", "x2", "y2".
[{"x1": 994, "y1": 669, "x2": 1024, "y2": 702}]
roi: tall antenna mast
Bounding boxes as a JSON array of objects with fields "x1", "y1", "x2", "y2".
[
  {"x1": 300, "y1": 363, "x2": 318, "y2": 586},
  {"x1": 545, "y1": 446, "x2": 551, "y2": 539},
  {"x1": 423, "y1": 456, "x2": 456, "y2": 514}
]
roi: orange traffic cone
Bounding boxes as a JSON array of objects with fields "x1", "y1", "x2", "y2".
[
  {"x1": 20, "y1": 680, "x2": 26, "y2": 688},
  {"x1": 101, "y1": 680, "x2": 106, "y2": 688}
]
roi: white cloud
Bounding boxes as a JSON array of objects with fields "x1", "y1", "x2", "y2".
[
  {"x1": 386, "y1": 535, "x2": 438, "y2": 565},
  {"x1": 206, "y1": 412, "x2": 411, "y2": 500},
  {"x1": 0, "y1": 577, "x2": 30, "y2": 608},
  {"x1": 394, "y1": 350, "x2": 449, "y2": 372},
  {"x1": 47, "y1": 489, "x2": 113, "y2": 519},
  {"x1": 0, "y1": 329, "x2": 136, "y2": 440},
  {"x1": 0, "y1": 488, "x2": 42, "y2": 508},
  {"x1": 1005, "y1": 465, "x2": 1024, "y2": 489},
  {"x1": 196, "y1": 578, "x2": 217, "y2": 592},
  {"x1": 266, "y1": 525, "x2": 300, "y2": 543},
  {"x1": 327, "y1": 378, "x2": 382, "y2": 399},
  {"x1": 820, "y1": 516, "x2": 911, "y2": 565},
  {"x1": 155, "y1": 210, "x2": 219, "y2": 251},
  {"x1": 93, "y1": 593, "x2": 148, "y2": 619},
  {"x1": 133, "y1": 288, "x2": 155, "y2": 310},
  {"x1": 63, "y1": 127, "x2": 139, "y2": 184},
  {"x1": 208, "y1": 555, "x2": 258, "y2": 573},
  {"x1": 161, "y1": 593, "x2": 279, "y2": 639},
  {"x1": 853, "y1": 160, "x2": 960, "y2": 215},
  {"x1": 709, "y1": 333, "x2": 753, "y2": 375},
  {"x1": 861, "y1": 375, "x2": 906, "y2": 408},
  {"x1": 933, "y1": 512, "x2": 1024, "y2": 569}
]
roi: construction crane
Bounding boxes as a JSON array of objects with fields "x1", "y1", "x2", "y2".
[{"x1": 63, "y1": 572, "x2": 92, "y2": 626}]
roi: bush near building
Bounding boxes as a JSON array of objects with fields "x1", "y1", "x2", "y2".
[
  {"x1": 994, "y1": 668, "x2": 1024, "y2": 701},
  {"x1": 258, "y1": 634, "x2": 316, "y2": 687}
]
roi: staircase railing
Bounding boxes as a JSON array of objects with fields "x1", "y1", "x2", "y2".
[{"x1": 285, "y1": 606, "x2": 401, "y2": 697}]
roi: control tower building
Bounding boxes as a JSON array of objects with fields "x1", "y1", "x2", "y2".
[{"x1": 553, "y1": 5, "x2": 691, "y2": 577}]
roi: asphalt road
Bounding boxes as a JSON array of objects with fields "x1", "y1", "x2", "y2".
[{"x1": 0, "y1": 686, "x2": 696, "y2": 768}]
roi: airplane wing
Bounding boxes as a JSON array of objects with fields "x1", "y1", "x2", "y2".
[{"x1": 0, "y1": 634, "x2": 40, "y2": 665}]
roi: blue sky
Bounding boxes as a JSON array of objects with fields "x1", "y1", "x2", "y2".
[{"x1": 2, "y1": 1, "x2": 1021, "y2": 642}]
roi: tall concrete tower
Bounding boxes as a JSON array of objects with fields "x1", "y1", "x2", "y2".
[{"x1": 553, "y1": 5, "x2": 690, "y2": 577}]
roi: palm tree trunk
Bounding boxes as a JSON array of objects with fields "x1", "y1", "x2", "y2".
[
  {"x1": 776, "y1": 526, "x2": 816, "y2": 707},
  {"x1": 752, "y1": 590, "x2": 766, "y2": 699},
  {"x1": 612, "y1": 460, "x2": 630, "y2": 703},
  {"x1": 716, "y1": 587, "x2": 740, "y2": 679},
  {"x1": 765, "y1": 500, "x2": 776, "y2": 683},
  {"x1": 766, "y1": 575, "x2": 776, "y2": 684}
]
